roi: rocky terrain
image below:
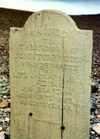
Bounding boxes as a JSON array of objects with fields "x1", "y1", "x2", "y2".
[{"x1": 0, "y1": 8, "x2": 100, "y2": 139}]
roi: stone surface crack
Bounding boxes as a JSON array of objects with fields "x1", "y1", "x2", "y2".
[{"x1": 61, "y1": 38, "x2": 65, "y2": 139}]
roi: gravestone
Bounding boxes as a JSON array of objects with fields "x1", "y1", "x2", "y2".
[{"x1": 9, "y1": 10, "x2": 92, "y2": 139}]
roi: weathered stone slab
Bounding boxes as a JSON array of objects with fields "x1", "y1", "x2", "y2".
[{"x1": 9, "y1": 10, "x2": 92, "y2": 139}]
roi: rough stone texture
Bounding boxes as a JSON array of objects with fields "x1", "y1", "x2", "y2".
[{"x1": 9, "y1": 10, "x2": 92, "y2": 139}]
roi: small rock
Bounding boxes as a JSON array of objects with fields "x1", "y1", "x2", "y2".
[
  {"x1": 0, "y1": 102, "x2": 9, "y2": 108},
  {"x1": 3, "y1": 96, "x2": 7, "y2": 99},
  {"x1": 0, "y1": 127, "x2": 2, "y2": 131},
  {"x1": 3, "y1": 108, "x2": 10, "y2": 113},
  {"x1": 91, "y1": 131, "x2": 95, "y2": 134},
  {"x1": 92, "y1": 123, "x2": 100, "y2": 134},
  {"x1": 0, "y1": 131, "x2": 5, "y2": 138},
  {"x1": 0, "y1": 80, "x2": 3, "y2": 83},
  {"x1": 5, "y1": 118, "x2": 9, "y2": 122},
  {"x1": 91, "y1": 81, "x2": 97, "y2": 86}
]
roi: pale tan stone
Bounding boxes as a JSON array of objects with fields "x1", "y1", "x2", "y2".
[
  {"x1": 9, "y1": 10, "x2": 93, "y2": 139},
  {"x1": 92, "y1": 123, "x2": 100, "y2": 134},
  {"x1": 0, "y1": 131, "x2": 5, "y2": 137},
  {"x1": 0, "y1": 102, "x2": 9, "y2": 108},
  {"x1": 3, "y1": 108, "x2": 10, "y2": 112}
]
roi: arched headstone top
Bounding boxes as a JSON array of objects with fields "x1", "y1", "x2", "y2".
[
  {"x1": 10, "y1": 9, "x2": 92, "y2": 37},
  {"x1": 23, "y1": 9, "x2": 78, "y2": 31}
]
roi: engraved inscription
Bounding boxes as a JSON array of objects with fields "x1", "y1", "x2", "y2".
[{"x1": 10, "y1": 10, "x2": 92, "y2": 139}]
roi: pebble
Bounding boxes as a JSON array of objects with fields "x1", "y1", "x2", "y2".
[
  {"x1": 4, "y1": 118, "x2": 9, "y2": 122},
  {"x1": 3, "y1": 96, "x2": 7, "y2": 99},
  {"x1": 91, "y1": 123, "x2": 100, "y2": 134},
  {"x1": 0, "y1": 80, "x2": 3, "y2": 83},
  {"x1": 0, "y1": 137, "x2": 4, "y2": 139},
  {"x1": 0, "y1": 131, "x2": 5, "y2": 138},
  {"x1": 0, "y1": 127, "x2": 2, "y2": 132}
]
